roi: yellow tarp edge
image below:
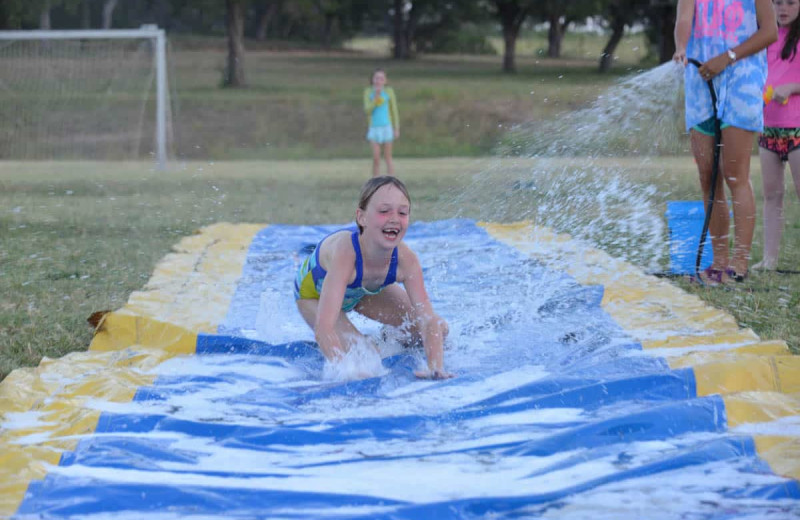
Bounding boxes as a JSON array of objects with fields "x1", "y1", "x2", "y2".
[
  {"x1": 0, "y1": 348, "x2": 162, "y2": 517},
  {"x1": 480, "y1": 221, "x2": 800, "y2": 481},
  {"x1": 0, "y1": 222, "x2": 264, "y2": 517},
  {"x1": 755, "y1": 436, "x2": 800, "y2": 481},
  {"x1": 121, "y1": 222, "x2": 265, "y2": 333}
]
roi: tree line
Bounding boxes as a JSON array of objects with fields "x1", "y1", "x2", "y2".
[{"x1": 0, "y1": 0, "x2": 677, "y2": 84}]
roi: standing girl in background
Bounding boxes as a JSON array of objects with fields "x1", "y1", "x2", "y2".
[
  {"x1": 364, "y1": 68, "x2": 400, "y2": 177},
  {"x1": 754, "y1": 0, "x2": 800, "y2": 270},
  {"x1": 674, "y1": 0, "x2": 777, "y2": 283}
]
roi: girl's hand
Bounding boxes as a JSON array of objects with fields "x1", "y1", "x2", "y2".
[
  {"x1": 672, "y1": 47, "x2": 686, "y2": 65},
  {"x1": 698, "y1": 53, "x2": 731, "y2": 81},
  {"x1": 773, "y1": 85, "x2": 793, "y2": 104},
  {"x1": 414, "y1": 369, "x2": 454, "y2": 380},
  {"x1": 394, "y1": 129, "x2": 400, "y2": 139}
]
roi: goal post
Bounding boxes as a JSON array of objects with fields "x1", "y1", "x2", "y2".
[{"x1": 0, "y1": 25, "x2": 171, "y2": 169}]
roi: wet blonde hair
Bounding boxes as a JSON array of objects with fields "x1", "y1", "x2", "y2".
[{"x1": 357, "y1": 176, "x2": 411, "y2": 234}]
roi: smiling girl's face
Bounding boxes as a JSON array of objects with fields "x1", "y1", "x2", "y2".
[
  {"x1": 356, "y1": 183, "x2": 410, "y2": 248},
  {"x1": 773, "y1": 0, "x2": 799, "y2": 26}
]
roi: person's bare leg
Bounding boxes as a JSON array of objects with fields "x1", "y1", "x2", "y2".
[
  {"x1": 785, "y1": 149, "x2": 800, "y2": 264},
  {"x1": 383, "y1": 142, "x2": 395, "y2": 176},
  {"x1": 370, "y1": 142, "x2": 382, "y2": 177},
  {"x1": 691, "y1": 129, "x2": 730, "y2": 276},
  {"x1": 720, "y1": 127, "x2": 756, "y2": 276},
  {"x1": 754, "y1": 148, "x2": 785, "y2": 270},
  {"x1": 789, "y1": 149, "x2": 800, "y2": 200},
  {"x1": 355, "y1": 285, "x2": 422, "y2": 345},
  {"x1": 296, "y1": 299, "x2": 366, "y2": 354}
]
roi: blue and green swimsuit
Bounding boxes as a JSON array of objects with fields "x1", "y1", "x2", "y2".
[{"x1": 294, "y1": 230, "x2": 398, "y2": 312}]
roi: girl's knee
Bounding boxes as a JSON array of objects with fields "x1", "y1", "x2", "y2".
[
  {"x1": 435, "y1": 316, "x2": 449, "y2": 339},
  {"x1": 764, "y1": 190, "x2": 784, "y2": 203},
  {"x1": 723, "y1": 176, "x2": 745, "y2": 189}
]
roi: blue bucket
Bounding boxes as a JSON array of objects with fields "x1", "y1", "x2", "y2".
[{"x1": 665, "y1": 201, "x2": 713, "y2": 275}]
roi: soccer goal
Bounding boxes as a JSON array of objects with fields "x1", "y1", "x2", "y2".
[{"x1": 0, "y1": 25, "x2": 171, "y2": 169}]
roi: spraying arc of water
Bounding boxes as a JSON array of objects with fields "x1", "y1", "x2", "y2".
[{"x1": 446, "y1": 62, "x2": 689, "y2": 273}]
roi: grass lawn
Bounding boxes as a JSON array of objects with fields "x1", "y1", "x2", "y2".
[
  {"x1": 1, "y1": 36, "x2": 798, "y2": 381},
  {"x1": 1, "y1": 157, "x2": 799, "y2": 381},
  {"x1": 2, "y1": 31, "x2": 654, "y2": 162}
]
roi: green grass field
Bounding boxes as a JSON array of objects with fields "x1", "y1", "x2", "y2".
[
  {"x1": 1, "y1": 35, "x2": 798, "y2": 381},
  {"x1": 2, "y1": 156, "x2": 798, "y2": 381},
  {"x1": 169, "y1": 31, "x2": 659, "y2": 160},
  {"x1": 1, "y1": 31, "x2": 654, "y2": 162}
]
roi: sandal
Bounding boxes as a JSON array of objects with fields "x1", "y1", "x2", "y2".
[
  {"x1": 691, "y1": 266, "x2": 727, "y2": 285},
  {"x1": 725, "y1": 268, "x2": 748, "y2": 283}
]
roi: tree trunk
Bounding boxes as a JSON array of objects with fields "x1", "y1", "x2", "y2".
[
  {"x1": 502, "y1": 24, "x2": 519, "y2": 72},
  {"x1": 393, "y1": 0, "x2": 410, "y2": 59},
  {"x1": 657, "y1": 5, "x2": 676, "y2": 63},
  {"x1": 255, "y1": 1, "x2": 279, "y2": 41},
  {"x1": 225, "y1": 0, "x2": 246, "y2": 87},
  {"x1": 496, "y1": 1, "x2": 528, "y2": 73},
  {"x1": 0, "y1": 3, "x2": 9, "y2": 30},
  {"x1": 547, "y1": 14, "x2": 564, "y2": 58},
  {"x1": 102, "y1": 0, "x2": 118, "y2": 29},
  {"x1": 81, "y1": 0, "x2": 91, "y2": 29},
  {"x1": 323, "y1": 13, "x2": 335, "y2": 48},
  {"x1": 40, "y1": 0, "x2": 51, "y2": 30},
  {"x1": 599, "y1": 18, "x2": 625, "y2": 72},
  {"x1": 405, "y1": 3, "x2": 420, "y2": 56}
]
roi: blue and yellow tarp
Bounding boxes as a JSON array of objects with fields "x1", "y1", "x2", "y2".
[{"x1": 1, "y1": 219, "x2": 799, "y2": 519}]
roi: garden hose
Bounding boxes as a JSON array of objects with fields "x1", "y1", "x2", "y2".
[{"x1": 687, "y1": 58, "x2": 721, "y2": 284}]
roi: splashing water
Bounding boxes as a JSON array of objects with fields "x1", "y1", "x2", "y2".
[
  {"x1": 321, "y1": 339, "x2": 389, "y2": 381},
  {"x1": 447, "y1": 62, "x2": 688, "y2": 272},
  {"x1": 505, "y1": 62, "x2": 686, "y2": 158}
]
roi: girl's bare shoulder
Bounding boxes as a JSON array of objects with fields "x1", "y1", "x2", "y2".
[
  {"x1": 318, "y1": 231, "x2": 356, "y2": 267},
  {"x1": 395, "y1": 242, "x2": 420, "y2": 281}
]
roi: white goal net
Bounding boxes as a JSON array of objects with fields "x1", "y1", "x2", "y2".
[{"x1": 0, "y1": 27, "x2": 172, "y2": 168}]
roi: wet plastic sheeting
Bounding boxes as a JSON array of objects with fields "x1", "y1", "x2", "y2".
[{"x1": 3, "y1": 220, "x2": 800, "y2": 519}]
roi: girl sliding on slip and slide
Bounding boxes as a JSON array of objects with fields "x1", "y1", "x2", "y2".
[{"x1": 294, "y1": 176, "x2": 452, "y2": 380}]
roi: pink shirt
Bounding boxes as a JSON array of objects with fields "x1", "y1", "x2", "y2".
[{"x1": 764, "y1": 26, "x2": 800, "y2": 128}]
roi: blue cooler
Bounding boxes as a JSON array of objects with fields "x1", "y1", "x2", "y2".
[{"x1": 665, "y1": 201, "x2": 713, "y2": 275}]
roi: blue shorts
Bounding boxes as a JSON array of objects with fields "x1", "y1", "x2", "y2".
[
  {"x1": 692, "y1": 117, "x2": 730, "y2": 137},
  {"x1": 367, "y1": 126, "x2": 394, "y2": 144}
]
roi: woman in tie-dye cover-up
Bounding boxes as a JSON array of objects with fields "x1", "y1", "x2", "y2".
[{"x1": 674, "y1": 0, "x2": 777, "y2": 284}]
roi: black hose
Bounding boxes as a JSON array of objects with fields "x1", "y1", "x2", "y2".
[{"x1": 687, "y1": 58, "x2": 722, "y2": 284}]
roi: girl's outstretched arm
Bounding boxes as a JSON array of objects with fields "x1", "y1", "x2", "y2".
[
  {"x1": 399, "y1": 246, "x2": 451, "y2": 379},
  {"x1": 314, "y1": 241, "x2": 355, "y2": 362}
]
